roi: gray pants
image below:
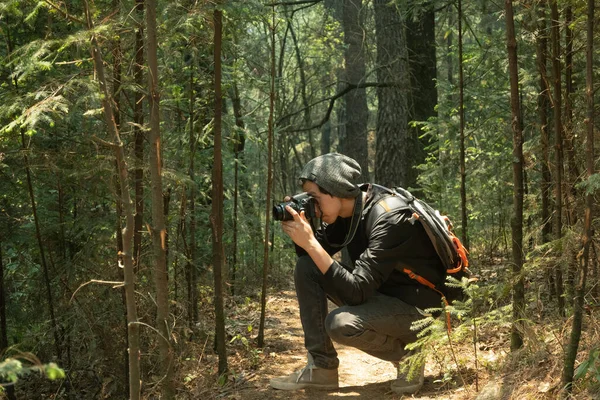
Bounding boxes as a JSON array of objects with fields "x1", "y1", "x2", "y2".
[{"x1": 294, "y1": 255, "x2": 424, "y2": 369}]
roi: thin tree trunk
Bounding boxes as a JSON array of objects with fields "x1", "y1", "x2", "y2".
[
  {"x1": 0, "y1": 244, "x2": 14, "y2": 400},
  {"x1": 230, "y1": 82, "x2": 246, "y2": 296},
  {"x1": 84, "y1": 2, "x2": 141, "y2": 398},
  {"x1": 288, "y1": 22, "x2": 316, "y2": 160},
  {"x1": 258, "y1": 6, "x2": 276, "y2": 349},
  {"x1": 561, "y1": 0, "x2": 594, "y2": 390},
  {"x1": 188, "y1": 66, "x2": 198, "y2": 326},
  {"x1": 550, "y1": 0, "x2": 565, "y2": 316},
  {"x1": 145, "y1": 0, "x2": 173, "y2": 396},
  {"x1": 21, "y1": 132, "x2": 62, "y2": 360},
  {"x1": 505, "y1": 0, "x2": 525, "y2": 351},
  {"x1": 563, "y1": 5, "x2": 578, "y2": 303},
  {"x1": 564, "y1": 6, "x2": 578, "y2": 227},
  {"x1": 211, "y1": 6, "x2": 228, "y2": 375},
  {"x1": 111, "y1": 14, "x2": 130, "y2": 395},
  {"x1": 458, "y1": 0, "x2": 468, "y2": 249},
  {"x1": 133, "y1": 0, "x2": 144, "y2": 273},
  {"x1": 537, "y1": 4, "x2": 552, "y2": 246}
]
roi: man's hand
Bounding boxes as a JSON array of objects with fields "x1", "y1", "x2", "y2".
[{"x1": 281, "y1": 205, "x2": 316, "y2": 251}]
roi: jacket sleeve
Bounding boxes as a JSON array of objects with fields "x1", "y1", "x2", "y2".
[{"x1": 323, "y1": 208, "x2": 415, "y2": 305}]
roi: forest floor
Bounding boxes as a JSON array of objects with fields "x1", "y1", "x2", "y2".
[{"x1": 178, "y1": 288, "x2": 600, "y2": 400}]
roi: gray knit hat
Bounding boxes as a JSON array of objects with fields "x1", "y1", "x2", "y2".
[{"x1": 299, "y1": 153, "x2": 362, "y2": 198}]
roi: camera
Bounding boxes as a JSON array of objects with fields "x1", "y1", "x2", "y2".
[{"x1": 272, "y1": 192, "x2": 317, "y2": 221}]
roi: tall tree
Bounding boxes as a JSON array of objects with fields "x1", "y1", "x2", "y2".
[
  {"x1": 133, "y1": 0, "x2": 145, "y2": 272},
  {"x1": 505, "y1": 0, "x2": 525, "y2": 351},
  {"x1": 406, "y1": 1, "x2": 437, "y2": 193},
  {"x1": 0, "y1": 243, "x2": 15, "y2": 400},
  {"x1": 258, "y1": 6, "x2": 276, "y2": 349},
  {"x1": 146, "y1": 0, "x2": 173, "y2": 396},
  {"x1": 84, "y1": 1, "x2": 141, "y2": 397},
  {"x1": 536, "y1": 3, "x2": 552, "y2": 246},
  {"x1": 373, "y1": 0, "x2": 411, "y2": 188},
  {"x1": 550, "y1": 0, "x2": 565, "y2": 316},
  {"x1": 342, "y1": 0, "x2": 369, "y2": 178},
  {"x1": 561, "y1": 0, "x2": 594, "y2": 391},
  {"x1": 458, "y1": 0, "x2": 469, "y2": 248},
  {"x1": 211, "y1": 4, "x2": 228, "y2": 375}
]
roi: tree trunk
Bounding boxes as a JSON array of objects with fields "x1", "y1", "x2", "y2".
[
  {"x1": 563, "y1": 6, "x2": 578, "y2": 227},
  {"x1": 133, "y1": 0, "x2": 145, "y2": 273},
  {"x1": 505, "y1": 0, "x2": 525, "y2": 351},
  {"x1": 211, "y1": 6, "x2": 228, "y2": 375},
  {"x1": 145, "y1": 0, "x2": 173, "y2": 396},
  {"x1": 458, "y1": 0, "x2": 469, "y2": 248},
  {"x1": 373, "y1": 0, "x2": 411, "y2": 188},
  {"x1": 0, "y1": 243, "x2": 15, "y2": 400},
  {"x1": 288, "y1": 22, "x2": 316, "y2": 160},
  {"x1": 406, "y1": 2, "x2": 437, "y2": 195},
  {"x1": 83, "y1": 2, "x2": 141, "y2": 398},
  {"x1": 537, "y1": 4, "x2": 552, "y2": 246},
  {"x1": 111, "y1": 17, "x2": 129, "y2": 396},
  {"x1": 230, "y1": 82, "x2": 246, "y2": 296},
  {"x1": 563, "y1": 5, "x2": 578, "y2": 303},
  {"x1": 561, "y1": 0, "x2": 594, "y2": 390},
  {"x1": 550, "y1": 0, "x2": 565, "y2": 316},
  {"x1": 342, "y1": 0, "x2": 369, "y2": 178},
  {"x1": 21, "y1": 132, "x2": 62, "y2": 361},
  {"x1": 258, "y1": 6, "x2": 276, "y2": 349},
  {"x1": 187, "y1": 66, "x2": 198, "y2": 327}
]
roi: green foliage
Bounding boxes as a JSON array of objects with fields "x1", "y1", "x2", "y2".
[
  {"x1": 407, "y1": 276, "x2": 512, "y2": 382},
  {"x1": 576, "y1": 173, "x2": 600, "y2": 195},
  {"x1": 575, "y1": 347, "x2": 600, "y2": 382},
  {"x1": 0, "y1": 355, "x2": 65, "y2": 384}
]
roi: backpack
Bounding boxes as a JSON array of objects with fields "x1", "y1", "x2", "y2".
[{"x1": 366, "y1": 185, "x2": 472, "y2": 305}]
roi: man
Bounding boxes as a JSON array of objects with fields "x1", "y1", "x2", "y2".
[{"x1": 269, "y1": 153, "x2": 445, "y2": 394}]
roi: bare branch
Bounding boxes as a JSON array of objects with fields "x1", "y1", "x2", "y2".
[
  {"x1": 43, "y1": 0, "x2": 85, "y2": 25},
  {"x1": 280, "y1": 82, "x2": 396, "y2": 132},
  {"x1": 70, "y1": 279, "x2": 124, "y2": 302},
  {"x1": 265, "y1": 0, "x2": 323, "y2": 6}
]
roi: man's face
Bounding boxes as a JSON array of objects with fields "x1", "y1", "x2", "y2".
[{"x1": 301, "y1": 180, "x2": 342, "y2": 224}]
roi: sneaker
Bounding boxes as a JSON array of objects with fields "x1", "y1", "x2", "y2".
[
  {"x1": 390, "y1": 362, "x2": 424, "y2": 395},
  {"x1": 269, "y1": 363, "x2": 339, "y2": 391}
]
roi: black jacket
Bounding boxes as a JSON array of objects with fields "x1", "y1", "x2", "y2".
[{"x1": 297, "y1": 183, "x2": 445, "y2": 309}]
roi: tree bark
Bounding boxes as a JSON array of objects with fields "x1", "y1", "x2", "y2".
[
  {"x1": 406, "y1": 2, "x2": 437, "y2": 195},
  {"x1": 230, "y1": 82, "x2": 246, "y2": 296},
  {"x1": 561, "y1": 0, "x2": 594, "y2": 390},
  {"x1": 211, "y1": 6, "x2": 228, "y2": 375},
  {"x1": 342, "y1": 0, "x2": 369, "y2": 178},
  {"x1": 21, "y1": 131, "x2": 62, "y2": 361},
  {"x1": 111, "y1": 13, "x2": 130, "y2": 395},
  {"x1": 133, "y1": 0, "x2": 144, "y2": 273},
  {"x1": 505, "y1": 0, "x2": 525, "y2": 351},
  {"x1": 373, "y1": 0, "x2": 411, "y2": 188},
  {"x1": 537, "y1": 4, "x2": 552, "y2": 246},
  {"x1": 258, "y1": 6, "x2": 276, "y2": 350},
  {"x1": 83, "y1": 2, "x2": 141, "y2": 397},
  {"x1": 145, "y1": 0, "x2": 173, "y2": 396},
  {"x1": 458, "y1": 0, "x2": 469, "y2": 248},
  {"x1": 550, "y1": 0, "x2": 565, "y2": 316},
  {"x1": 0, "y1": 244, "x2": 14, "y2": 400}
]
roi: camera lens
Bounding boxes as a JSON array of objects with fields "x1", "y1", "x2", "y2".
[{"x1": 272, "y1": 203, "x2": 291, "y2": 221}]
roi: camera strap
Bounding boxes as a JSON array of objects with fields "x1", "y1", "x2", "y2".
[{"x1": 321, "y1": 192, "x2": 363, "y2": 248}]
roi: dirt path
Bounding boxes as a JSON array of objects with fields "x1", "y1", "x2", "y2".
[{"x1": 226, "y1": 290, "x2": 471, "y2": 400}]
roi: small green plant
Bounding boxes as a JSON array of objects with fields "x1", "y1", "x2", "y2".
[
  {"x1": 574, "y1": 346, "x2": 600, "y2": 383},
  {"x1": 229, "y1": 324, "x2": 262, "y2": 368},
  {"x1": 0, "y1": 352, "x2": 65, "y2": 388}
]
